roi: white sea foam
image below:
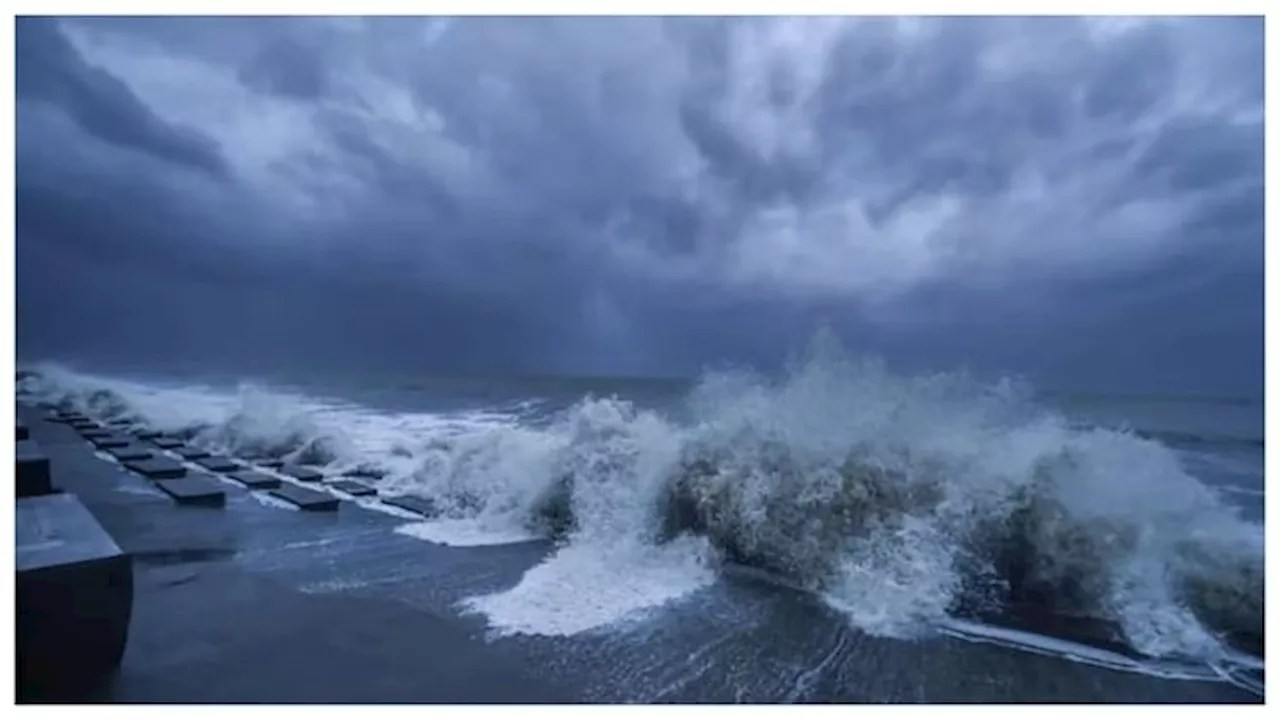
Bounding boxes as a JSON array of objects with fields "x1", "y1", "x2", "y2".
[
  {"x1": 18, "y1": 337, "x2": 1264, "y2": 664},
  {"x1": 251, "y1": 493, "x2": 299, "y2": 511},
  {"x1": 460, "y1": 537, "x2": 717, "y2": 637},
  {"x1": 395, "y1": 519, "x2": 538, "y2": 547}
]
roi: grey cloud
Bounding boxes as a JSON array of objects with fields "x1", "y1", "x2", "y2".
[
  {"x1": 238, "y1": 34, "x2": 329, "y2": 100},
  {"x1": 16, "y1": 17, "x2": 228, "y2": 177},
  {"x1": 15, "y1": 16, "x2": 1264, "y2": 395}
]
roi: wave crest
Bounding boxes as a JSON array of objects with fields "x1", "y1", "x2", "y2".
[{"x1": 17, "y1": 342, "x2": 1262, "y2": 661}]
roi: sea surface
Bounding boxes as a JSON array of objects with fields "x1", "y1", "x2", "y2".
[{"x1": 16, "y1": 345, "x2": 1265, "y2": 699}]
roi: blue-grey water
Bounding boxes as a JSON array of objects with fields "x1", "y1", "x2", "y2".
[{"x1": 16, "y1": 354, "x2": 1265, "y2": 699}]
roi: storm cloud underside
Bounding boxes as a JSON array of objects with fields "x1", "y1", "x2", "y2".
[{"x1": 15, "y1": 16, "x2": 1264, "y2": 394}]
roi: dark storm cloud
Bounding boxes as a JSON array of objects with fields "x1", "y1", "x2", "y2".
[
  {"x1": 15, "y1": 17, "x2": 228, "y2": 177},
  {"x1": 15, "y1": 16, "x2": 1265, "y2": 394}
]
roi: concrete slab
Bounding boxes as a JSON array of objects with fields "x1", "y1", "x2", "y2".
[
  {"x1": 123, "y1": 457, "x2": 187, "y2": 480},
  {"x1": 270, "y1": 484, "x2": 339, "y2": 512},
  {"x1": 17, "y1": 493, "x2": 132, "y2": 694},
  {"x1": 91, "y1": 434, "x2": 133, "y2": 449},
  {"x1": 154, "y1": 476, "x2": 226, "y2": 507},
  {"x1": 329, "y1": 480, "x2": 377, "y2": 497},
  {"x1": 75, "y1": 423, "x2": 108, "y2": 434},
  {"x1": 280, "y1": 465, "x2": 324, "y2": 483},
  {"x1": 152, "y1": 437, "x2": 185, "y2": 449},
  {"x1": 227, "y1": 470, "x2": 281, "y2": 490},
  {"x1": 50, "y1": 413, "x2": 89, "y2": 425},
  {"x1": 104, "y1": 445, "x2": 156, "y2": 463},
  {"x1": 80, "y1": 427, "x2": 112, "y2": 438},
  {"x1": 134, "y1": 430, "x2": 165, "y2": 440},
  {"x1": 194, "y1": 456, "x2": 242, "y2": 473},
  {"x1": 383, "y1": 495, "x2": 438, "y2": 517},
  {"x1": 173, "y1": 446, "x2": 212, "y2": 461},
  {"x1": 249, "y1": 457, "x2": 285, "y2": 469},
  {"x1": 16, "y1": 439, "x2": 54, "y2": 498}
]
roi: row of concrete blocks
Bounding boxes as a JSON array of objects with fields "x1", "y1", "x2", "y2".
[
  {"x1": 15, "y1": 405, "x2": 433, "y2": 700},
  {"x1": 48, "y1": 409, "x2": 440, "y2": 517},
  {"x1": 15, "y1": 412, "x2": 133, "y2": 698}
]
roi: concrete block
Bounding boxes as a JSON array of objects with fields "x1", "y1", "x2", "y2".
[
  {"x1": 228, "y1": 470, "x2": 281, "y2": 490},
  {"x1": 72, "y1": 420, "x2": 104, "y2": 432},
  {"x1": 134, "y1": 429, "x2": 165, "y2": 440},
  {"x1": 104, "y1": 445, "x2": 155, "y2": 463},
  {"x1": 154, "y1": 476, "x2": 226, "y2": 507},
  {"x1": 194, "y1": 455, "x2": 241, "y2": 473},
  {"x1": 123, "y1": 457, "x2": 187, "y2": 480},
  {"x1": 173, "y1": 446, "x2": 211, "y2": 461},
  {"x1": 329, "y1": 480, "x2": 377, "y2": 497},
  {"x1": 270, "y1": 484, "x2": 339, "y2": 512},
  {"x1": 280, "y1": 465, "x2": 324, "y2": 483},
  {"x1": 16, "y1": 439, "x2": 54, "y2": 498},
  {"x1": 18, "y1": 421, "x2": 29, "y2": 441},
  {"x1": 80, "y1": 427, "x2": 112, "y2": 439},
  {"x1": 384, "y1": 495, "x2": 438, "y2": 517},
  {"x1": 90, "y1": 434, "x2": 133, "y2": 449},
  {"x1": 250, "y1": 457, "x2": 285, "y2": 469},
  {"x1": 152, "y1": 437, "x2": 185, "y2": 449},
  {"x1": 49, "y1": 412, "x2": 89, "y2": 424},
  {"x1": 17, "y1": 493, "x2": 132, "y2": 693}
]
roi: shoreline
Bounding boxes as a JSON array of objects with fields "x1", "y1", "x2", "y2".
[{"x1": 15, "y1": 405, "x2": 1264, "y2": 703}]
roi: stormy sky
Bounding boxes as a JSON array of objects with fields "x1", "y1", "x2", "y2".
[{"x1": 15, "y1": 16, "x2": 1264, "y2": 395}]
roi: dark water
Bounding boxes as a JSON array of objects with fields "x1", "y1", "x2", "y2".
[{"x1": 17, "y1": 358, "x2": 1266, "y2": 700}]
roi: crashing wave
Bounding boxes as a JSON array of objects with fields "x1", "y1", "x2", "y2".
[{"x1": 16, "y1": 336, "x2": 1263, "y2": 662}]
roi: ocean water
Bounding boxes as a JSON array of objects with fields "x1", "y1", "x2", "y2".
[{"x1": 16, "y1": 337, "x2": 1264, "y2": 690}]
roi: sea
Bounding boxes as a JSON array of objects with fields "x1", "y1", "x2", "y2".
[{"x1": 15, "y1": 341, "x2": 1265, "y2": 700}]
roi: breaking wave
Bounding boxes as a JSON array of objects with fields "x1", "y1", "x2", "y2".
[{"x1": 17, "y1": 333, "x2": 1263, "y2": 664}]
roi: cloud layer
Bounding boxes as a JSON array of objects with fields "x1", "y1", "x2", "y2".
[{"x1": 15, "y1": 16, "x2": 1264, "y2": 394}]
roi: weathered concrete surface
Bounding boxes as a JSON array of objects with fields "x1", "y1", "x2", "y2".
[
  {"x1": 329, "y1": 480, "x2": 378, "y2": 497},
  {"x1": 154, "y1": 476, "x2": 227, "y2": 507},
  {"x1": 123, "y1": 457, "x2": 187, "y2": 480},
  {"x1": 270, "y1": 484, "x2": 340, "y2": 512},
  {"x1": 90, "y1": 434, "x2": 133, "y2": 449},
  {"x1": 104, "y1": 445, "x2": 156, "y2": 462},
  {"x1": 227, "y1": 470, "x2": 281, "y2": 490},
  {"x1": 16, "y1": 438, "x2": 54, "y2": 497},
  {"x1": 194, "y1": 456, "x2": 242, "y2": 473},
  {"x1": 17, "y1": 493, "x2": 133, "y2": 696},
  {"x1": 173, "y1": 446, "x2": 211, "y2": 461},
  {"x1": 384, "y1": 494, "x2": 437, "y2": 517},
  {"x1": 280, "y1": 465, "x2": 324, "y2": 483}
]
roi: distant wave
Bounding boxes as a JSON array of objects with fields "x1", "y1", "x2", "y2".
[
  {"x1": 1131, "y1": 429, "x2": 1264, "y2": 449},
  {"x1": 17, "y1": 334, "x2": 1264, "y2": 664},
  {"x1": 1047, "y1": 390, "x2": 1263, "y2": 409}
]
